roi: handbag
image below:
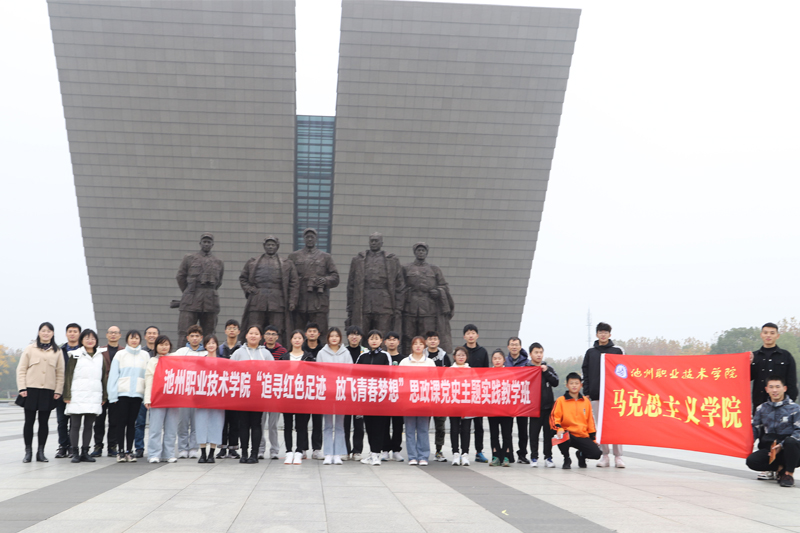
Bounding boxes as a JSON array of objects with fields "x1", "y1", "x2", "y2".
[{"x1": 14, "y1": 393, "x2": 25, "y2": 408}]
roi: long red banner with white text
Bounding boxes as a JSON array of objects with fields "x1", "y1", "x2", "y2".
[
  {"x1": 597, "y1": 352, "x2": 753, "y2": 458},
  {"x1": 150, "y1": 356, "x2": 541, "y2": 417}
]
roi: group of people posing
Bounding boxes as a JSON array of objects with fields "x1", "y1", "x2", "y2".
[{"x1": 15, "y1": 321, "x2": 799, "y2": 487}]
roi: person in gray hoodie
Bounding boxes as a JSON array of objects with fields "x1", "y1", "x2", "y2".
[
  {"x1": 316, "y1": 327, "x2": 352, "y2": 465},
  {"x1": 231, "y1": 325, "x2": 274, "y2": 464}
]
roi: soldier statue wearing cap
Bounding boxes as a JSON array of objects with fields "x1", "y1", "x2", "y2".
[
  {"x1": 238, "y1": 236, "x2": 299, "y2": 344},
  {"x1": 287, "y1": 228, "x2": 340, "y2": 335},
  {"x1": 401, "y1": 242, "x2": 455, "y2": 354},
  {"x1": 346, "y1": 232, "x2": 404, "y2": 337},
  {"x1": 176, "y1": 233, "x2": 225, "y2": 344}
]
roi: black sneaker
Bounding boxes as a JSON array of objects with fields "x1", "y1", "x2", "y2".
[
  {"x1": 216, "y1": 449, "x2": 227, "y2": 459},
  {"x1": 55, "y1": 447, "x2": 68, "y2": 459},
  {"x1": 90, "y1": 446, "x2": 103, "y2": 458},
  {"x1": 229, "y1": 449, "x2": 241, "y2": 459},
  {"x1": 517, "y1": 457, "x2": 530, "y2": 465},
  {"x1": 577, "y1": 451, "x2": 587, "y2": 468},
  {"x1": 134, "y1": 449, "x2": 144, "y2": 459},
  {"x1": 779, "y1": 473, "x2": 795, "y2": 487},
  {"x1": 107, "y1": 446, "x2": 118, "y2": 457},
  {"x1": 562, "y1": 457, "x2": 572, "y2": 469}
]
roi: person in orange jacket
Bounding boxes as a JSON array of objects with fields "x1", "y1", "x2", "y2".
[{"x1": 550, "y1": 372, "x2": 602, "y2": 469}]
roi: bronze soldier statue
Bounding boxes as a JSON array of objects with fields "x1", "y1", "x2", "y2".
[
  {"x1": 401, "y1": 242, "x2": 454, "y2": 354},
  {"x1": 346, "y1": 232, "x2": 404, "y2": 337},
  {"x1": 239, "y1": 236, "x2": 299, "y2": 344},
  {"x1": 287, "y1": 228, "x2": 339, "y2": 335},
  {"x1": 176, "y1": 233, "x2": 224, "y2": 344}
]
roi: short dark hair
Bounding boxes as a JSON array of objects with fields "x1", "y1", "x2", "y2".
[
  {"x1": 126, "y1": 330, "x2": 142, "y2": 342},
  {"x1": 452, "y1": 346, "x2": 469, "y2": 361},
  {"x1": 766, "y1": 374, "x2": 786, "y2": 386},
  {"x1": 345, "y1": 325, "x2": 363, "y2": 337},
  {"x1": 507, "y1": 336, "x2": 521, "y2": 345},
  {"x1": 264, "y1": 325, "x2": 279, "y2": 335},
  {"x1": 596, "y1": 322, "x2": 612, "y2": 333},
  {"x1": 529, "y1": 342, "x2": 543, "y2": 352},
  {"x1": 225, "y1": 319, "x2": 240, "y2": 329},
  {"x1": 425, "y1": 331, "x2": 439, "y2": 339},
  {"x1": 385, "y1": 331, "x2": 400, "y2": 340},
  {"x1": 203, "y1": 334, "x2": 219, "y2": 349},
  {"x1": 78, "y1": 329, "x2": 98, "y2": 348},
  {"x1": 65, "y1": 323, "x2": 82, "y2": 332},
  {"x1": 144, "y1": 325, "x2": 160, "y2": 335},
  {"x1": 463, "y1": 324, "x2": 478, "y2": 334},
  {"x1": 762, "y1": 322, "x2": 779, "y2": 332},
  {"x1": 186, "y1": 325, "x2": 203, "y2": 336},
  {"x1": 566, "y1": 372, "x2": 582, "y2": 383},
  {"x1": 306, "y1": 322, "x2": 320, "y2": 333},
  {"x1": 367, "y1": 329, "x2": 384, "y2": 340},
  {"x1": 327, "y1": 327, "x2": 343, "y2": 344},
  {"x1": 155, "y1": 335, "x2": 172, "y2": 352}
]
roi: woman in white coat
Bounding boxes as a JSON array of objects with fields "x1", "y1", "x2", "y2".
[{"x1": 63, "y1": 329, "x2": 108, "y2": 463}]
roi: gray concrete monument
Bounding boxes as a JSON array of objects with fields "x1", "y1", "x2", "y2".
[
  {"x1": 176, "y1": 233, "x2": 224, "y2": 343},
  {"x1": 287, "y1": 228, "x2": 340, "y2": 335}
]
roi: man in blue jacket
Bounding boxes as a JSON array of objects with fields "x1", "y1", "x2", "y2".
[{"x1": 505, "y1": 337, "x2": 531, "y2": 463}]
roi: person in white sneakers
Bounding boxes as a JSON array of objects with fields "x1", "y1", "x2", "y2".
[
  {"x1": 356, "y1": 330, "x2": 392, "y2": 466},
  {"x1": 195, "y1": 335, "x2": 225, "y2": 464},
  {"x1": 144, "y1": 335, "x2": 180, "y2": 464},
  {"x1": 400, "y1": 336, "x2": 435, "y2": 466},
  {"x1": 172, "y1": 325, "x2": 208, "y2": 459},
  {"x1": 528, "y1": 343, "x2": 559, "y2": 469},
  {"x1": 107, "y1": 330, "x2": 150, "y2": 462},
  {"x1": 282, "y1": 330, "x2": 315, "y2": 465},
  {"x1": 449, "y1": 347, "x2": 472, "y2": 466},
  {"x1": 316, "y1": 327, "x2": 351, "y2": 465}
]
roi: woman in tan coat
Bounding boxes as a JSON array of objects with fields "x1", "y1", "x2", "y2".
[{"x1": 17, "y1": 322, "x2": 65, "y2": 463}]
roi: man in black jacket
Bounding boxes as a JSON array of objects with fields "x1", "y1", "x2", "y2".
[
  {"x1": 55, "y1": 323, "x2": 81, "y2": 458},
  {"x1": 527, "y1": 343, "x2": 559, "y2": 468},
  {"x1": 463, "y1": 324, "x2": 489, "y2": 462},
  {"x1": 581, "y1": 322, "x2": 625, "y2": 468},
  {"x1": 751, "y1": 323, "x2": 798, "y2": 409}
]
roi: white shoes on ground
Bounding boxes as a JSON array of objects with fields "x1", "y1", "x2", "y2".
[
  {"x1": 149, "y1": 457, "x2": 159, "y2": 463},
  {"x1": 284, "y1": 454, "x2": 294, "y2": 465},
  {"x1": 167, "y1": 457, "x2": 177, "y2": 463},
  {"x1": 293, "y1": 451, "x2": 303, "y2": 465},
  {"x1": 392, "y1": 451, "x2": 405, "y2": 462},
  {"x1": 352, "y1": 453, "x2": 362, "y2": 461},
  {"x1": 461, "y1": 453, "x2": 470, "y2": 466},
  {"x1": 371, "y1": 453, "x2": 381, "y2": 466},
  {"x1": 323, "y1": 455, "x2": 333, "y2": 465},
  {"x1": 597, "y1": 455, "x2": 610, "y2": 467},
  {"x1": 380, "y1": 451, "x2": 389, "y2": 461},
  {"x1": 409, "y1": 459, "x2": 418, "y2": 466},
  {"x1": 614, "y1": 456, "x2": 626, "y2": 468},
  {"x1": 545, "y1": 458, "x2": 556, "y2": 468},
  {"x1": 419, "y1": 459, "x2": 428, "y2": 466},
  {"x1": 530, "y1": 459, "x2": 538, "y2": 468},
  {"x1": 333, "y1": 455, "x2": 343, "y2": 465},
  {"x1": 188, "y1": 449, "x2": 199, "y2": 459},
  {"x1": 452, "y1": 454, "x2": 461, "y2": 466},
  {"x1": 312, "y1": 450, "x2": 324, "y2": 460},
  {"x1": 177, "y1": 450, "x2": 189, "y2": 459}
]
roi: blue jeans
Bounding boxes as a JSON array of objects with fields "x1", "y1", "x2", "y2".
[
  {"x1": 148, "y1": 407, "x2": 180, "y2": 461},
  {"x1": 404, "y1": 416, "x2": 431, "y2": 462},
  {"x1": 323, "y1": 414, "x2": 347, "y2": 456},
  {"x1": 134, "y1": 403, "x2": 147, "y2": 451}
]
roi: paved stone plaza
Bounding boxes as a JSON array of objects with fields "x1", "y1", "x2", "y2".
[{"x1": 1, "y1": 404, "x2": 797, "y2": 533}]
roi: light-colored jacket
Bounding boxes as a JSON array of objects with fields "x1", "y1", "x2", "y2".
[
  {"x1": 64, "y1": 347, "x2": 107, "y2": 415},
  {"x1": 231, "y1": 345, "x2": 274, "y2": 362},
  {"x1": 399, "y1": 353, "x2": 436, "y2": 367},
  {"x1": 317, "y1": 344, "x2": 352, "y2": 364},
  {"x1": 16, "y1": 344, "x2": 65, "y2": 394},
  {"x1": 108, "y1": 346, "x2": 149, "y2": 402},
  {"x1": 172, "y1": 346, "x2": 208, "y2": 357},
  {"x1": 144, "y1": 355, "x2": 163, "y2": 405}
]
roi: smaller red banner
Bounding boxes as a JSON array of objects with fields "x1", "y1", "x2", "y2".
[
  {"x1": 151, "y1": 356, "x2": 541, "y2": 418},
  {"x1": 598, "y1": 353, "x2": 753, "y2": 458}
]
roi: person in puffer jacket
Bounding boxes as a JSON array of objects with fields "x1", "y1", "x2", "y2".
[
  {"x1": 317, "y1": 327, "x2": 352, "y2": 465},
  {"x1": 746, "y1": 375, "x2": 800, "y2": 487},
  {"x1": 63, "y1": 329, "x2": 108, "y2": 463},
  {"x1": 108, "y1": 330, "x2": 150, "y2": 462}
]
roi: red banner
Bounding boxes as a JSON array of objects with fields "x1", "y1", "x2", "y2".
[
  {"x1": 151, "y1": 357, "x2": 541, "y2": 417},
  {"x1": 597, "y1": 353, "x2": 753, "y2": 458}
]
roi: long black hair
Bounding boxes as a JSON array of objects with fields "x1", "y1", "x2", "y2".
[{"x1": 36, "y1": 322, "x2": 57, "y2": 350}]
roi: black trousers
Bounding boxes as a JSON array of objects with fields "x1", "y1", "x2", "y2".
[
  {"x1": 434, "y1": 417, "x2": 446, "y2": 450},
  {"x1": 747, "y1": 437, "x2": 800, "y2": 473},
  {"x1": 70, "y1": 414, "x2": 96, "y2": 449},
  {"x1": 311, "y1": 413, "x2": 323, "y2": 450},
  {"x1": 489, "y1": 416, "x2": 513, "y2": 462},
  {"x1": 558, "y1": 435, "x2": 602, "y2": 461},
  {"x1": 344, "y1": 415, "x2": 365, "y2": 454},
  {"x1": 93, "y1": 402, "x2": 118, "y2": 449},
  {"x1": 284, "y1": 413, "x2": 310, "y2": 452},
  {"x1": 515, "y1": 416, "x2": 529, "y2": 458},
  {"x1": 364, "y1": 416, "x2": 388, "y2": 453},
  {"x1": 238, "y1": 411, "x2": 262, "y2": 457},
  {"x1": 55, "y1": 398, "x2": 70, "y2": 448},
  {"x1": 383, "y1": 416, "x2": 403, "y2": 453},
  {"x1": 114, "y1": 397, "x2": 143, "y2": 452},
  {"x1": 221, "y1": 410, "x2": 239, "y2": 448},
  {"x1": 473, "y1": 417, "x2": 484, "y2": 453},
  {"x1": 449, "y1": 417, "x2": 472, "y2": 454},
  {"x1": 530, "y1": 408, "x2": 554, "y2": 459},
  {"x1": 23, "y1": 409, "x2": 51, "y2": 447}
]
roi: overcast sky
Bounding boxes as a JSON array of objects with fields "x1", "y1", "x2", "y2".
[{"x1": 1, "y1": 0, "x2": 798, "y2": 357}]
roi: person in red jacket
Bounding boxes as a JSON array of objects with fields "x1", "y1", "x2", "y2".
[{"x1": 550, "y1": 373, "x2": 602, "y2": 469}]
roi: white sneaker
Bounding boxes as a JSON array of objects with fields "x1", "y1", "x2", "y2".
[
  {"x1": 352, "y1": 453, "x2": 362, "y2": 461},
  {"x1": 461, "y1": 453, "x2": 470, "y2": 466},
  {"x1": 312, "y1": 450, "x2": 324, "y2": 460},
  {"x1": 284, "y1": 454, "x2": 294, "y2": 465},
  {"x1": 333, "y1": 455, "x2": 343, "y2": 465},
  {"x1": 148, "y1": 457, "x2": 159, "y2": 464},
  {"x1": 323, "y1": 455, "x2": 333, "y2": 465},
  {"x1": 361, "y1": 455, "x2": 371, "y2": 464},
  {"x1": 293, "y1": 452, "x2": 303, "y2": 465},
  {"x1": 392, "y1": 452, "x2": 405, "y2": 462},
  {"x1": 409, "y1": 459, "x2": 418, "y2": 466},
  {"x1": 188, "y1": 449, "x2": 199, "y2": 459},
  {"x1": 545, "y1": 458, "x2": 555, "y2": 468},
  {"x1": 380, "y1": 451, "x2": 389, "y2": 461},
  {"x1": 419, "y1": 460, "x2": 428, "y2": 466},
  {"x1": 452, "y1": 454, "x2": 461, "y2": 466},
  {"x1": 270, "y1": 453, "x2": 280, "y2": 460},
  {"x1": 614, "y1": 456, "x2": 626, "y2": 468},
  {"x1": 530, "y1": 459, "x2": 538, "y2": 468},
  {"x1": 257, "y1": 453, "x2": 265, "y2": 460},
  {"x1": 177, "y1": 450, "x2": 189, "y2": 459},
  {"x1": 758, "y1": 471, "x2": 775, "y2": 480},
  {"x1": 371, "y1": 453, "x2": 381, "y2": 466},
  {"x1": 597, "y1": 455, "x2": 610, "y2": 467},
  {"x1": 339, "y1": 454, "x2": 348, "y2": 461},
  {"x1": 167, "y1": 457, "x2": 178, "y2": 463}
]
